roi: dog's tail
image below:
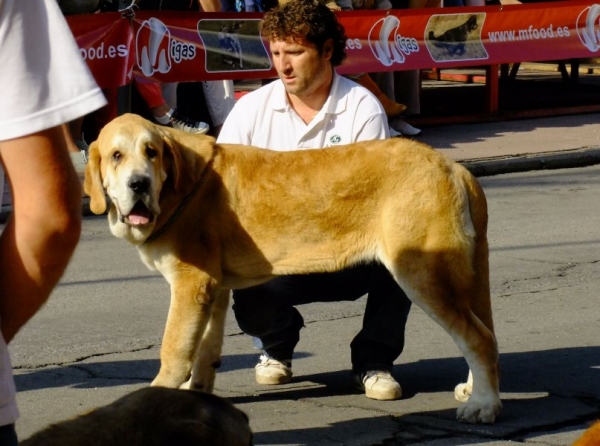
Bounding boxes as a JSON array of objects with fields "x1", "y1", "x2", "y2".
[{"x1": 453, "y1": 163, "x2": 493, "y2": 333}]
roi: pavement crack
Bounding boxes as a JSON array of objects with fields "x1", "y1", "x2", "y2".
[
  {"x1": 13, "y1": 345, "x2": 155, "y2": 371},
  {"x1": 496, "y1": 283, "x2": 576, "y2": 298}
]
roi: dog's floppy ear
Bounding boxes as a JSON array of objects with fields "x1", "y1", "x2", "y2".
[
  {"x1": 84, "y1": 140, "x2": 107, "y2": 215},
  {"x1": 159, "y1": 126, "x2": 212, "y2": 195}
]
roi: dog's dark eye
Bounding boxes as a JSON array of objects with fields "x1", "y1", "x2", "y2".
[
  {"x1": 111, "y1": 151, "x2": 122, "y2": 162},
  {"x1": 146, "y1": 147, "x2": 158, "y2": 159}
]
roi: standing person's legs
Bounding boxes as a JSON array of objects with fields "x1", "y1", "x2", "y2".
[
  {"x1": 135, "y1": 78, "x2": 210, "y2": 134},
  {"x1": 202, "y1": 80, "x2": 236, "y2": 138},
  {"x1": 161, "y1": 82, "x2": 178, "y2": 111},
  {"x1": 394, "y1": 70, "x2": 421, "y2": 116},
  {"x1": 220, "y1": 0, "x2": 237, "y2": 10}
]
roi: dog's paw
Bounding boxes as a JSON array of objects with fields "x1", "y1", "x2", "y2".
[
  {"x1": 179, "y1": 378, "x2": 192, "y2": 390},
  {"x1": 185, "y1": 369, "x2": 215, "y2": 393},
  {"x1": 456, "y1": 396, "x2": 502, "y2": 424},
  {"x1": 456, "y1": 403, "x2": 502, "y2": 424},
  {"x1": 179, "y1": 377, "x2": 214, "y2": 393},
  {"x1": 454, "y1": 382, "x2": 472, "y2": 403}
]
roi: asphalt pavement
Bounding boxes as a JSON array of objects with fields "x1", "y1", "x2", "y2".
[{"x1": 6, "y1": 112, "x2": 600, "y2": 445}]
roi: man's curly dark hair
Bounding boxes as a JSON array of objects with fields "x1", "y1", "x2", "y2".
[{"x1": 260, "y1": 0, "x2": 348, "y2": 67}]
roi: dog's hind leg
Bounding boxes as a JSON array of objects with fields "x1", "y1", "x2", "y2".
[
  {"x1": 186, "y1": 289, "x2": 231, "y2": 393},
  {"x1": 391, "y1": 248, "x2": 501, "y2": 424},
  {"x1": 455, "y1": 228, "x2": 494, "y2": 406}
]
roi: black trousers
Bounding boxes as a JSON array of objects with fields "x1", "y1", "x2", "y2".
[
  {"x1": 0, "y1": 424, "x2": 17, "y2": 446},
  {"x1": 232, "y1": 262, "x2": 412, "y2": 374}
]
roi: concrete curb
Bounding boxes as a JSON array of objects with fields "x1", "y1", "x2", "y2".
[
  {"x1": 1, "y1": 147, "x2": 599, "y2": 223},
  {"x1": 461, "y1": 146, "x2": 600, "y2": 177}
]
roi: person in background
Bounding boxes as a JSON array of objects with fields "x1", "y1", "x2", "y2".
[
  {"x1": 328, "y1": 0, "x2": 422, "y2": 136},
  {"x1": 133, "y1": 0, "x2": 236, "y2": 138},
  {"x1": 133, "y1": 79, "x2": 211, "y2": 134},
  {"x1": 0, "y1": 1, "x2": 106, "y2": 443},
  {"x1": 217, "y1": 0, "x2": 412, "y2": 402},
  {"x1": 133, "y1": 0, "x2": 219, "y2": 134}
]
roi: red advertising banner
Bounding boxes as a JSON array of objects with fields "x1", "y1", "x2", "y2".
[
  {"x1": 69, "y1": 1, "x2": 600, "y2": 88},
  {"x1": 67, "y1": 12, "x2": 135, "y2": 88}
]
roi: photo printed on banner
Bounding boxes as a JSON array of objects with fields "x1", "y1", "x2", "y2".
[
  {"x1": 425, "y1": 13, "x2": 488, "y2": 62},
  {"x1": 198, "y1": 19, "x2": 272, "y2": 73}
]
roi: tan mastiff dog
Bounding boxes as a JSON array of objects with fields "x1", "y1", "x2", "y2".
[{"x1": 85, "y1": 113, "x2": 501, "y2": 424}]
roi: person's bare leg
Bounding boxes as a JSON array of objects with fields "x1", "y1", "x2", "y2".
[{"x1": 0, "y1": 126, "x2": 82, "y2": 342}]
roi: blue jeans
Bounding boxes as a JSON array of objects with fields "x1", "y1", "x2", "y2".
[{"x1": 232, "y1": 263, "x2": 412, "y2": 374}]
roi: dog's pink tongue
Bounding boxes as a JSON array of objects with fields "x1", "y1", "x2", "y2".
[{"x1": 128, "y1": 214, "x2": 150, "y2": 225}]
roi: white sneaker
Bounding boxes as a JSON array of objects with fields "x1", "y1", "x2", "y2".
[
  {"x1": 168, "y1": 109, "x2": 210, "y2": 135},
  {"x1": 255, "y1": 354, "x2": 292, "y2": 385},
  {"x1": 356, "y1": 370, "x2": 402, "y2": 401},
  {"x1": 389, "y1": 117, "x2": 421, "y2": 137},
  {"x1": 388, "y1": 125, "x2": 402, "y2": 138}
]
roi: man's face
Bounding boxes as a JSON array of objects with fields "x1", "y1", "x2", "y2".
[{"x1": 269, "y1": 37, "x2": 333, "y2": 98}]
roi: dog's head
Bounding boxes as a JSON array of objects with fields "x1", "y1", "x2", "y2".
[
  {"x1": 85, "y1": 113, "x2": 213, "y2": 245},
  {"x1": 467, "y1": 15, "x2": 478, "y2": 31}
]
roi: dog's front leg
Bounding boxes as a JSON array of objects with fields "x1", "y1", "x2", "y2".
[
  {"x1": 152, "y1": 272, "x2": 220, "y2": 390},
  {"x1": 187, "y1": 288, "x2": 231, "y2": 392}
]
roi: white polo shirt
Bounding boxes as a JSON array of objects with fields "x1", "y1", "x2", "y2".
[{"x1": 217, "y1": 73, "x2": 389, "y2": 150}]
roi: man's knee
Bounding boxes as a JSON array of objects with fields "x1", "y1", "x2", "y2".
[{"x1": 232, "y1": 289, "x2": 303, "y2": 338}]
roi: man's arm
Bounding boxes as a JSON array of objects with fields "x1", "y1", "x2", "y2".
[
  {"x1": 0, "y1": 126, "x2": 82, "y2": 342},
  {"x1": 356, "y1": 114, "x2": 390, "y2": 142},
  {"x1": 353, "y1": 95, "x2": 391, "y2": 142},
  {"x1": 216, "y1": 97, "x2": 254, "y2": 145}
]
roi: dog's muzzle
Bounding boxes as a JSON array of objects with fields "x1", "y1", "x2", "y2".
[{"x1": 117, "y1": 174, "x2": 156, "y2": 226}]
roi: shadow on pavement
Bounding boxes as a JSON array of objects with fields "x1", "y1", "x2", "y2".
[
  {"x1": 14, "y1": 346, "x2": 599, "y2": 396},
  {"x1": 14, "y1": 347, "x2": 599, "y2": 443}
]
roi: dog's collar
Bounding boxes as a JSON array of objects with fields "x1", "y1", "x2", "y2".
[{"x1": 142, "y1": 181, "x2": 200, "y2": 245}]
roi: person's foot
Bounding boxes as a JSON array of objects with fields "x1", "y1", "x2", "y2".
[
  {"x1": 255, "y1": 354, "x2": 293, "y2": 385},
  {"x1": 168, "y1": 109, "x2": 210, "y2": 134},
  {"x1": 389, "y1": 117, "x2": 421, "y2": 137},
  {"x1": 355, "y1": 370, "x2": 402, "y2": 401}
]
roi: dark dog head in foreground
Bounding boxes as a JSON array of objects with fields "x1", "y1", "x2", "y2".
[{"x1": 20, "y1": 387, "x2": 252, "y2": 446}]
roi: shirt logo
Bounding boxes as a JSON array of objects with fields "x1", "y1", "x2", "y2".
[{"x1": 329, "y1": 135, "x2": 342, "y2": 144}]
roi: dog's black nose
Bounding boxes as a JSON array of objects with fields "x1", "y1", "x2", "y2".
[{"x1": 128, "y1": 175, "x2": 150, "y2": 194}]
